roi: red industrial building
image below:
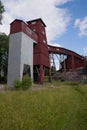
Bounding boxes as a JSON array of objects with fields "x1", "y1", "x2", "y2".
[
  {"x1": 27, "y1": 19, "x2": 50, "y2": 83},
  {"x1": 8, "y1": 18, "x2": 85, "y2": 85}
]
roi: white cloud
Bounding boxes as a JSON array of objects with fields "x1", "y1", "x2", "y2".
[
  {"x1": 1, "y1": 0, "x2": 71, "y2": 42},
  {"x1": 74, "y1": 16, "x2": 87, "y2": 36},
  {"x1": 48, "y1": 42, "x2": 62, "y2": 47},
  {"x1": 83, "y1": 47, "x2": 87, "y2": 54}
]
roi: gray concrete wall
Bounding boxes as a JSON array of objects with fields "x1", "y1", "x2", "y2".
[
  {"x1": 20, "y1": 32, "x2": 34, "y2": 81},
  {"x1": 7, "y1": 32, "x2": 34, "y2": 85},
  {"x1": 7, "y1": 32, "x2": 22, "y2": 85}
]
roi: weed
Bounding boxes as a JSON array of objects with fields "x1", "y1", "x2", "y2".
[{"x1": 14, "y1": 75, "x2": 32, "y2": 90}]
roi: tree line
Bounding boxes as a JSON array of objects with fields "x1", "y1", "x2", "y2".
[
  {"x1": 0, "y1": 1, "x2": 9, "y2": 82},
  {"x1": 0, "y1": 0, "x2": 5, "y2": 24}
]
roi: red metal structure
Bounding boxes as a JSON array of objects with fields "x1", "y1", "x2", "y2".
[
  {"x1": 9, "y1": 18, "x2": 85, "y2": 84},
  {"x1": 48, "y1": 45, "x2": 84, "y2": 72},
  {"x1": 27, "y1": 18, "x2": 50, "y2": 83},
  {"x1": 10, "y1": 19, "x2": 38, "y2": 42}
]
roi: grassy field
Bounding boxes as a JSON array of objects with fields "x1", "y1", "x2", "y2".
[{"x1": 0, "y1": 81, "x2": 87, "y2": 130}]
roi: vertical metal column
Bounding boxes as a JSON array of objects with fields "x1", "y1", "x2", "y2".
[
  {"x1": 71, "y1": 55, "x2": 75, "y2": 71},
  {"x1": 40, "y1": 65, "x2": 44, "y2": 84}
]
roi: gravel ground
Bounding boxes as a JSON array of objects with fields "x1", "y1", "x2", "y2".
[{"x1": 0, "y1": 84, "x2": 5, "y2": 91}]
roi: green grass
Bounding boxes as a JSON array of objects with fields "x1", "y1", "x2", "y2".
[{"x1": 0, "y1": 82, "x2": 87, "y2": 130}]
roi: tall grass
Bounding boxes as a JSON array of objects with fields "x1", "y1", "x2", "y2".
[{"x1": 0, "y1": 82, "x2": 87, "y2": 130}]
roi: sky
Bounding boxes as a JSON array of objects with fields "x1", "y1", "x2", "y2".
[{"x1": 0, "y1": 0, "x2": 87, "y2": 57}]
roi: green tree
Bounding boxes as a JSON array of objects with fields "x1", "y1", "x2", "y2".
[
  {"x1": 0, "y1": 34, "x2": 9, "y2": 82},
  {"x1": 0, "y1": 1, "x2": 5, "y2": 24}
]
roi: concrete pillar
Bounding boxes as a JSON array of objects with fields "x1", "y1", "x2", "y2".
[
  {"x1": 7, "y1": 32, "x2": 34, "y2": 85},
  {"x1": 30, "y1": 65, "x2": 33, "y2": 82}
]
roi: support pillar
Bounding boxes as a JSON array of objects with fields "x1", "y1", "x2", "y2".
[
  {"x1": 48, "y1": 67, "x2": 52, "y2": 82},
  {"x1": 71, "y1": 55, "x2": 75, "y2": 71},
  {"x1": 40, "y1": 65, "x2": 44, "y2": 84},
  {"x1": 63, "y1": 59, "x2": 66, "y2": 73}
]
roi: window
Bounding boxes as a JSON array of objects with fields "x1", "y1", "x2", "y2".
[
  {"x1": 42, "y1": 31, "x2": 45, "y2": 34},
  {"x1": 23, "y1": 64, "x2": 31, "y2": 77},
  {"x1": 26, "y1": 27, "x2": 32, "y2": 34},
  {"x1": 33, "y1": 29, "x2": 36, "y2": 32},
  {"x1": 43, "y1": 40, "x2": 46, "y2": 43},
  {"x1": 32, "y1": 21, "x2": 36, "y2": 24},
  {"x1": 41, "y1": 23, "x2": 44, "y2": 27}
]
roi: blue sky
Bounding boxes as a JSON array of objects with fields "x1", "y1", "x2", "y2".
[
  {"x1": 54, "y1": 0, "x2": 87, "y2": 56},
  {"x1": 0, "y1": 0, "x2": 87, "y2": 56}
]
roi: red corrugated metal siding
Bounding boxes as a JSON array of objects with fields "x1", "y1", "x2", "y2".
[{"x1": 28, "y1": 19, "x2": 50, "y2": 68}]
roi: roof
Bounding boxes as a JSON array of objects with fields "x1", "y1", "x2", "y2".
[
  {"x1": 27, "y1": 18, "x2": 46, "y2": 27},
  {"x1": 10, "y1": 19, "x2": 26, "y2": 25}
]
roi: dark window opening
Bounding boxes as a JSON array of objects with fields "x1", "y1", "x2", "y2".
[{"x1": 23, "y1": 64, "x2": 31, "y2": 77}]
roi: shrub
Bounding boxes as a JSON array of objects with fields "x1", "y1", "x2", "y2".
[
  {"x1": 14, "y1": 79, "x2": 22, "y2": 90},
  {"x1": 14, "y1": 75, "x2": 32, "y2": 90},
  {"x1": 22, "y1": 75, "x2": 32, "y2": 90}
]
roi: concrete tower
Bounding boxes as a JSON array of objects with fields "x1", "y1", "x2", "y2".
[{"x1": 7, "y1": 19, "x2": 38, "y2": 85}]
